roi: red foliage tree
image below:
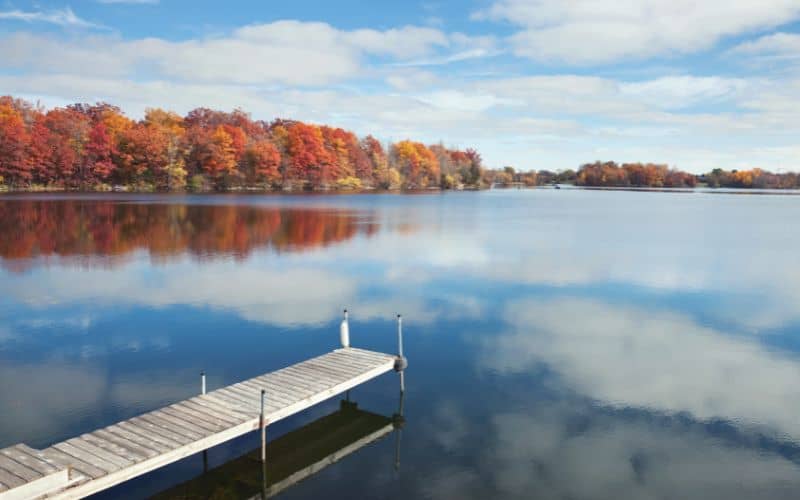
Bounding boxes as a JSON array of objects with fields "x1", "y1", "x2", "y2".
[
  {"x1": 244, "y1": 140, "x2": 281, "y2": 184},
  {"x1": 287, "y1": 123, "x2": 331, "y2": 185},
  {"x1": 0, "y1": 102, "x2": 30, "y2": 185},
  {"x1": 40, "y1": 108, "x2": 90, "y2": 185},
  {"x1": 83, "y1": 121, "x2": 116, "y2": 183}
]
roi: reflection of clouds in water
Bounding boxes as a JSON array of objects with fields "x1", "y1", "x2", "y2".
[
  {"x1": 15, "y1": 315, "x2": 93, "y2": 331},
  {"x1": 0, "y1": 326, "x2": 13, "y2": 343},
  {"x1": 1, "y1": 261, "x2": 355, "y2": 328},
  {"x1": 414, "y1": 400, "x2": 800, "y2": 500},
  {"x1": 0, "y1": 257, "x2": 481, "y2": 329},
  {"x1": 481, "y1": 298, "x2": 800, "y2": 440},
  {"x1": 364, "y1": 192, "x2": 800, "y2": 331},
  {"x1": 426, "y1": 401, "x2": 472, "y2": 452},
  {"x1": 484, "y1": 403, "x2": 800, "y2": 500},
  {"x1": 422, "y1": 467, "x2": 481, "y2": 500},
  {"x1": 0, "y1": 362, "x2": 105, "y2": 447},
  {"x1": 0, "y1": 361, "x2": 200, "y2": 448}
]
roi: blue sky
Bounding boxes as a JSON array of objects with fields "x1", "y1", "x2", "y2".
[{"x1": 2, "y1": 0, "x2": 800, "y2": 172}]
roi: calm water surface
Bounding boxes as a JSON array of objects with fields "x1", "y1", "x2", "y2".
[{"x1": 1, "y1": 190, "x2": 799, "y2": 499}]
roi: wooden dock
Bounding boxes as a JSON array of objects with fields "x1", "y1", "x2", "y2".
[{"x1": 0, "y1": 347, "x2": 398, "y2": 500}]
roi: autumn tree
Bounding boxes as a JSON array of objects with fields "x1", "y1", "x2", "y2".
[
  {"x1": 201, "y1": 126, "x2": 238, "y2": 186},
  {"x1": 287, "y1": 122, "x2": 331, "y2": 186},
  {"x1": 83, "y1": 121, "x2": 115, "y2": 183},
  {"x1": 39, "y1": 108, "x2": 91, "y2": 185},
  {"x1": 361, "y1": 135, "x2": 391, "y2": 188},
  {"x1": 243, "y1": 139, "x2": 281, "y2": 185},
  {"x1": 462, "y1": 148, "x2": 483, "y2": 186},
  {"x1": 391, "y1": 140, "x2": 440, "y2": 188},
  {"x1": 144, "y1": 108, "x2": 186, "y2": 189},
  {"x1": 0, "y1": 101, "x2": 30, "y2": 185}
]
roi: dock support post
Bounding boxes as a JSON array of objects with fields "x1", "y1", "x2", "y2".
[
  {"x1": 260, "y1": 389, "x2": 266, "y2": 463},
  {"x1": 393, "y1": 390, "x2": 405, "y2": 472},
  {"x1": 201, "y1": 371, "x2": 206, "y2": 395},
  {"x1": 394, "y1": 314, "x2": 408, "y2": 393},
  {"x1": 261, "y1": 460, "x2": 268, "y2": 500}
]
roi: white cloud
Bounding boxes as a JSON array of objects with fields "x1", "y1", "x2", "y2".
[
  {"x1": 0, "y1": 7, "x2": 103, "y2": 29},
  {"x1": 473, "y1": 0, "x2": 800, "y2": 64},
  {"x1": 730, "y1": 32, "x2": 800, "y2": 60},
  {"x1": 619, "y1": 76, "x2": 749, "y2": 110},
  {"x1": 0, "y1": 22, "x2": 470, "y2": 87},
  {"x1": 391, "y1": 48, "x2": 499, "y2": 67}
]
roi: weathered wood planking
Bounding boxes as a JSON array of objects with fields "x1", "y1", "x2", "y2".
[{"x1": 0, "y1": 348, "x2": 396, "y2": 500}]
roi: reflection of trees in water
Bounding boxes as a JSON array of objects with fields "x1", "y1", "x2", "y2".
[{"x1": 0, "y1": 200, "x2": 378, "y2": 268}]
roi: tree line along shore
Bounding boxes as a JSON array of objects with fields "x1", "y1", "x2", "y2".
[
  {"x1": 0, "y1": 96, "x2": 481, "y2": 192},
  {"x1": 1, "y1": 96, "x2": 798, "y2": 192}
]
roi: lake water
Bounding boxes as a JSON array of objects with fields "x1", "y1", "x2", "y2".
[{"x1": 1, "y1": 190, "x2": 799, "y2": 499}]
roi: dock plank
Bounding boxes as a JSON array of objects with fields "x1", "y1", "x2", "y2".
[
  {"x1": 80, "y1": 434, "x2": 147, "y2": 464},
  {"x1": 236, "y1": 380, "x2": 295, "y2": 406},
  {"x1": 126, "y1": 417, "x2": 194, "y2": 446},
  {"x1": 115, "y1": 421, "x2": 184, "y2": 450},
  {"x1": 173, "y1": 402, "x2": 241, "y2": 428},
  {"x1": 0, "y1": 454, "x2": 42, "y2": 482},
  {"x1": 202, "y1": 391, "x2": 258, "y2": 413},
  {"x1": 201, "y1": 393, "x2": 257, "y2": 414},
  {"x1": 0, "y1": 445, "x2": 59, "y2": 476},
  {"x1": 137, "y1": 413, "x2": 207, "y2": 441},
  {"x1": 93, "y1": 429, "x2": 160, "y2": 459},
  {"x1": 64, "y1": 439, "x2": 132, "y2": 470},
  {"x1": 0, "y1": 468, "x2": 25, "y2": 489},
  {"x1": 43, "y1": 447, "x2": 107, "y2": 480},
  {"x1": 160, "y1": 406, "x2": 225, "y2": 433},
  {"x1": 52, "y1": 442, "x2": 119, "y2": 475},
  {"x1": 281, "y1": 366, "x2": 336, "y2": 389},
  {"x1": 265, "y1": 372, "x2": 319, "y2": 397},
  {"x1": 185, "y1": 398, "x2": 250, "y2": 423},
  {"x1": 213, "y1": 389, "x2": 262, "y2": 410}
]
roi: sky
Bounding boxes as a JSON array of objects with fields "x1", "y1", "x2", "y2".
[{"x1": 1, "y1": 1, "x2": 800, "y2": 173}]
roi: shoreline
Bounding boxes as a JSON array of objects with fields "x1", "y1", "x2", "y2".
[{"x1": 3, "y1": 185, "x2": 800, "y2": 196}]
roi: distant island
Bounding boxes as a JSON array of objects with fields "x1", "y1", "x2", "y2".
[
  {"x1": 487, "y1": 162, "x2": 800, "y2": 190},
  {"x1": 1, "y1": 95, "x2": 798, "y2": 192}
]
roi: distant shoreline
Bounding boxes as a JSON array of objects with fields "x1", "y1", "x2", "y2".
[{"x1": 2, "y1": 184, "x2": 799, "y2": 196}]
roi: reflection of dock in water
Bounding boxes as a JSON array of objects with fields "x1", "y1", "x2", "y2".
[{"x1": 151, "y1": 397, "x2": 402, "y2": 499}]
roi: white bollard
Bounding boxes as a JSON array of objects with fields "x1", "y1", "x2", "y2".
[
  {"x1": 340, "y1": 309, "x2": 350, "y2": 348},
  {"x1": 397, "y1": 314, "x2": 404, "y2": 358}
]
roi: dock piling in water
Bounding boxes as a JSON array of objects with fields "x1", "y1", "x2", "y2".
[
  {"x1": 260, "y1": 389, "x2": 267, "y2": 464},
  {"x1": 201, "y1": 371, "x2": 206, "y2": 395}
]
